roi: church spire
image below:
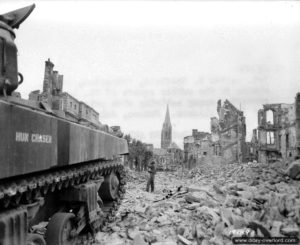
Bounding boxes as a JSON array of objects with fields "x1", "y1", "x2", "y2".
[
  {"x1": 161, "y1": 104, "x2": 172, "y2": 149},
  {"x1": 164, "y1": 104, "x2": 171, "y2": 126}
]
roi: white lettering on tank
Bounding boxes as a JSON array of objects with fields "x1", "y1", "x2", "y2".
[
  {"x1": 15, "y1": 132, "x2": 29, "y2": 142},
  {"x1": 16, "y1": 132, "x2": 52, "y2": 143},
  {"x1": 31, "y1": 134, "x2": 52, "y2": 143}
]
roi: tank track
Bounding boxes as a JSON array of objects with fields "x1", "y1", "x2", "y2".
[{"x1": 0, "y1": 160, "x2": 126, "y2": 242}]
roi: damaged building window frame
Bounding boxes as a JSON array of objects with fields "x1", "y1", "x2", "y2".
[
  {"x1": 267, "y1": 131, "x2": 275, "y2": 145},
  {"x1": 286, "y1": 133, "x2": 289, "y2": 148},
  {"x1": 266, "y1": 109, "x2": 274, "y2": 125}
]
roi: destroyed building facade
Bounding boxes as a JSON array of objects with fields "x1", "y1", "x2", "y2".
[
  {"x1": 183, "y1": 129, "x2": 212, "y2": 168},
  {"x1": 211, "y1": 99, "x2": 247, "y2": 163},
  {"x1": 183, "y1": 100, "x2": 247, "y2": 166},
  {"x1": 256, "y1": 93, "x2": 300, "y2": 163},
  {"x1": 154, "y1": 143, "x2": 183, "y2": 171},
  {"x1": 153, "y1": 148, "x2": 173, "y2": 171}
]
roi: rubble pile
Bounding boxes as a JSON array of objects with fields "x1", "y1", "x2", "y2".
[
  {"x1": 124, "y1": 167, "x2": 148, "y2": 183},
  {"x1": 187, "y1": 168, "x2": 203, "y2": 179},
  {"x1": 95, "y1": 162, "x2": 300, "y2": 245}
]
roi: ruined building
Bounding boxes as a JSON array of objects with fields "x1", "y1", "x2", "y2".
[
  {"x1": 29, "y1": 59, "x2": 101, "y2": 130},
  {"x1": 183, "y1": 100, "x2": 247, "y2": 166},
  {"x1": 256, "y1": 94, "x2": 300, "y2": 163},
  {"x1": 183, "y1": 129, "x2": 212, "y2": 168},
  {"x1": 245, "y1": 129, "x2": 259, "y2": 162},
  {"x1": 211, "y1": 100, "x2": 247, "y2": 163},
  {"x1": 161, "y1": 105, "x2": 172, "y2": 149},
  {"x1": 154, "y1": 142, "x2": 183, "y2": 171}
]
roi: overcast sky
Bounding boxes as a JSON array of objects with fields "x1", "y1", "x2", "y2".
[{"x1": 2, "y1": 1, "x2": 300, "y2": 148}]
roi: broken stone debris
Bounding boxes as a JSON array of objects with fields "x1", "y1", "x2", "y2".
[
  {"x1": 285, "y1": 159, "x2": 300, "y2": 180},
  {"x1": 94, "y1": 161, "x2": 300, "y2": 245}
]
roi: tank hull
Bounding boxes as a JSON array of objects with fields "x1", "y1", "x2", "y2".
[
  {"x1": 0, "y1": 99, "x2": 128, "y2": 180},
  {"x1": 0, "y1": 98, "x2": 128, "y2": 245}
]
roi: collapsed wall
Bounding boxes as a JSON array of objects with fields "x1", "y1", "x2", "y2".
[{"x1": 211, "y1": 100, "x2": 247, "y2": 163}]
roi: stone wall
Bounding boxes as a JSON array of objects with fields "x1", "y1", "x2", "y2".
[
  {"x1": 183, "y1": 129, "x2": 213, "y2": 166},
  {"x1": 79, "y1": 101, "x2": 99, "y2": 126},
  {"x1": 257, "y1": 94, "x2": 300, "y2": 163},
  {"x1": 211, "y1": 99, "x2": 247, "y2": 163}
]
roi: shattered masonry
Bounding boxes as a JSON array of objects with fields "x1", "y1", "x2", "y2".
[
  {"x1": 255, "y1": 93, "x2": 300, "y2": 163},
  {"x1": 211, "y1": 99, "x2": 247, "y2": 164},
  {"x1": 184, "y1": 99, "x2": 247, "y2": 165},
  {"x1": 103, "y1": 160, "x2": 300, "y2": 245}
]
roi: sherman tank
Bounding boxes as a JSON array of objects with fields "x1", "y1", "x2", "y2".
[{"x1": 0, "y1": 4, "x2": 128, "y2": 245}]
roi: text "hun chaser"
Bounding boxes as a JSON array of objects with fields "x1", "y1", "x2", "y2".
[{"x1": 16, "y1": 132, "x2": 52, "y2": 143}]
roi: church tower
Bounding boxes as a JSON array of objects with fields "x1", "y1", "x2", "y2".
[{"x1": 161, "y1": 105, "x2": 172, "y2": 149}]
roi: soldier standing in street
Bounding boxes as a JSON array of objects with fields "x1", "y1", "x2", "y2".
[{"x1": 146, "y1": 161, "x2": 156, "y2": 192}]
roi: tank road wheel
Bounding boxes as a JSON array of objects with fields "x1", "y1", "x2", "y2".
[
  {"x1": 27, "y1": 233, "x2": 46, "y2": 245},
  {"x1": 45, "y1": 212, "x2": 77, "y2": 245},
  {"x1": 99, "y1": 171, "x2": 120, "y2": 201}
]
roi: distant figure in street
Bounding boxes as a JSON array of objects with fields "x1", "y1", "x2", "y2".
[{"x1": 146, "y1": 161, "x2": 156, "y2": 192}]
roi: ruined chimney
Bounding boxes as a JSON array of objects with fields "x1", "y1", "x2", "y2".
[
  {"x1": 192, "y1": 129, "x2": 198, "y2": 137},
  {"x1": 58, "y1": 75, "x2": 63, "y2": 93},
  {"x1": 43, "y1": 58, "x2": 54, "y2": 94},
  {"x1": 52, "y1": 70, "x2": 58, "y2": 94}
]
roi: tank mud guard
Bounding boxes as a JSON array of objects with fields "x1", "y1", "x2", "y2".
[
  {"x1": 0, "y1": 207, "x2": 27, "y2": 245},
  {"x1": 59, "y1": 177, "x2": 105, "y2": 235},
  {"x1": 0, "y1": 197, "x2": 45, "y2": 245}
]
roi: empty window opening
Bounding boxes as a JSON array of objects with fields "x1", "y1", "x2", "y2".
[
  {"x1": 279, "y1": 134, "x2": 281, "y2": 149},
  {"x1": 266, "y1": 110, "x2": 274, "y2": 124},
  {"x1": 203, "y1": 152, "x2": 207, "y2": 156},
  {"x1": 267, "y1": 131, "x2": 275, "y2": 145},
  {"x1": 286, "y1": 134, "x2": 289, "y2": 148}
]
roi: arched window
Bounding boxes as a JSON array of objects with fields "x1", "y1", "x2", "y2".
[{"x1": 266, "y1": 110, "x2": 274, "y2": 124}]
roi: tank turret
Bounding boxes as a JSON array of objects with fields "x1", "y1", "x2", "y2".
[{"x1": 0, "y1": 4, "x2": 35, "y2": 95}]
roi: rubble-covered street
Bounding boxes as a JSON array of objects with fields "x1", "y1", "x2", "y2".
[{"x1": 95, "y1": 161, "x2": 300, "y2": 245}]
